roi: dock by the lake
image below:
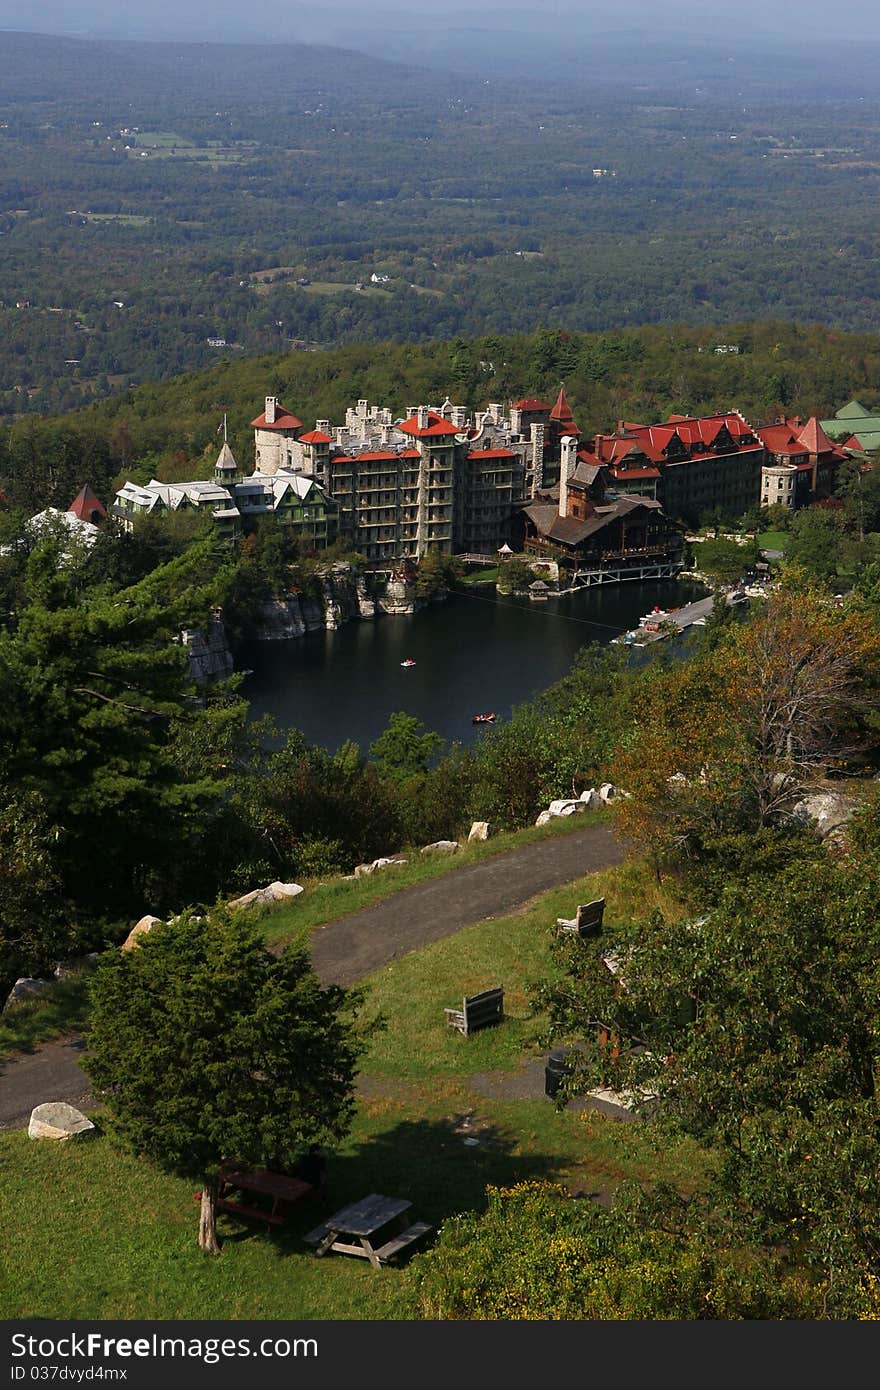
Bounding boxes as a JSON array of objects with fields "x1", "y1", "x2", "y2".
[{"x1": 614, "y1": 591, "x2": 748, "y2": 645}]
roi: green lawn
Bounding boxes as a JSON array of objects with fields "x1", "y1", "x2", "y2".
[
  {"x1": 0, "y1": 857, "x2": 705, "y2": 1320},
  {"x1": 757, "y1": 530, "x2": 790, "y2": 552}
]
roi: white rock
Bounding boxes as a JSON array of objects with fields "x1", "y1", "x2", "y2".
[
  {"x1": 121, "y1": 915, "x2": 163, "y2": 951},
  {"x1": 599, "y1": 783, "x2": 617, "y2": 803},
  {"x1": 535, "y1": 811, "x2": 553, "y2": 826},
  {"x1": 228, "y1": 882, "x2": 304, "y2": 911},
  {"x1": 548, "y1": 799, "x2": 584, "y2": 817},
  {"x1": 579, "y1": 789, "x2": 601, "y2": 808},
  {"x1": 3, "y1": 977, "x2": 53, "y2": 1012},
  {"x1": 420, "y1": 840, "x2": 460, "y2": 855},
  {"x1": 28, "y1": 1102, "x2": 95, "y2": 1141},
  {"x1": 467, "y1": 821, "x2": 492, "y2": 842},
  {"x1": 354, "y1": 857, "x2": 407, "y2": 878}
]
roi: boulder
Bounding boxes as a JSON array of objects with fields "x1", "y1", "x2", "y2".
[
  {"x1": 467, "y1": 821, "x2": 492, "y2": 843},
  {"x1": 353, "y1": 857, "x2": 407, "y2": 879},
  {"x1": 121, "y1": 915, "x2": 163, "y2": 952},
  {"x1": 599, "y1": 783, "x2": 617, "y2": 803},
  {"x1": 535, "y1": 811, "x2": 553, "y2": 826},
  {"x1": 791, "y1": 791, "x2": 855, "y2": 840},
  {"x1": 420, "y1": 840, "x2": 460, "y2": 855},
  {"x1": 3, "y1": 977, "x2": 53, "y2": 1012},
  {"x1": 548, "y1": 799, "x2": 584, "y2": 817},
  {"x1": 28, "y1": 1102, "x2": 95, "y2": 1141},
  {"x1": 579, "y1": 789, "x2": 601, "y2": 809},
  {"x1": 228, "y1": 881, "x2": 304, "y2": 911}
]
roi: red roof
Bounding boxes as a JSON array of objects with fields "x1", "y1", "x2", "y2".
[
  {"x1": 608, "y1": 465, "x2": 661, "y2": 481},
  {"x1": 757, "y1": 422, "x2": 804, "y2": 454},
  {"x1": 549, "y1": 386, "x2": 580, "y2": 434},
  {"x1": 330, "y1": 449, "x2": 422, "y2": 463},
  {"x1": 843, "y1": 434, "x2": 866, "y2": 451},
  {"x1": 398, "y1": 411, "x2": 459, "y2": 439},
  {"x1": 467, "y1": 448, "x2": 517, "y2": 460},
  {"x1": 67, "y1": 484, "x2": 106, "y2": 521},
  {"x1": 251, "y1": 404, "x2": 302, "y2": 431},
  {"x1": 298, "y1": 429, "x2": 333, "y2": 445},
  {"x1": 796, "y1": 416, "x2": 838, "y2": 457},
  {"x1": 512, "y1": 397, "x2": 551, "y2": 412}
]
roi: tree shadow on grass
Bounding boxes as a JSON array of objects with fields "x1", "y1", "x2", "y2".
[{"x1": 221, "y1": 1113, "x2": 568, "y2": 1254}]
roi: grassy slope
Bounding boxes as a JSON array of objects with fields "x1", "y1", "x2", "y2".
[
  {"x1": 0, "y1": 856, "x2": 706, "y2": 1320},
  {"x1": 0, "y1": 814, "x2": 603, "y2": 1060}
]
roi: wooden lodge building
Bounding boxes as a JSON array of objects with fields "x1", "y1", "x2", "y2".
[{"x1": 517, "y1": 437, "x2": 685, "y2": 580}]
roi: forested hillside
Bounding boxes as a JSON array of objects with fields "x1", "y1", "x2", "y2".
[
  {"x1": 1, "y1": 320, "x2": 878, "y2": 513},
  {"x1": 5, "y1": 31, "x2": 880, "y2": 415}
]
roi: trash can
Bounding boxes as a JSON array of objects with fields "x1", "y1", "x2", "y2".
[{"x1": 545, "y1": 1046, "x2": 574, "y2": 1100}]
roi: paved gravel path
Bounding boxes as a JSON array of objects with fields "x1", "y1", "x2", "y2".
[
  {"x1": 311, "y1": 823, "x2": 624, "y2": 986},
  {"x1": 0, "y1": 823, "x2": 626, "y2": 1130}
]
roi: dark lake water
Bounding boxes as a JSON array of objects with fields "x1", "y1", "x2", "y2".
[{"x1": 239, "y1": 578, "x2": 706, "y2": 752}]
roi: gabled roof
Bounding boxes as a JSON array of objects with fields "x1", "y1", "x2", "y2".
[
  {"x1": 466, "y1": 448, "x2": 518, "y2": 460},
  {"x1": 251, "y1": 403, "x2": 302, "y2": 431},
  {"x1": 842, "y1": 434, "x2": 867, "y2": 452},
  {"x1": 67, "y1": 483, "x2": 106, "y2": 520},
  {"x1": 756, "y1": 422, "x2": 805, "y2": 455},
  {"x1": 511, "y1": 397, "x2": 552, "y2": 412},
  {"x1": 398, "y1": 410, "x2": 459, "y2": 439},
  {"x1": 298, "y1": 429, "x2": 334, "y2": 445},
  {"x1": 836, "y1": 400, "x2": 871, "y2": 419}
]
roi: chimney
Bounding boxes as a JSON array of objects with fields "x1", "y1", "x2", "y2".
[
  {"x1": 334, "y1": 427, "x2": 349, "y2": 449},
  {"x1": 559, "y1": 435, "x2": 577, "y2": 518},
  {"x1": 417, "y1": 406, "x2": 429, "y2": 431},
  {"x1": 530, "y1": 422, "x2": 545, "y2": 497},
  {"x1": 265, "y1": 396, "x2": 276, "y2": 425},
  {"x1": 594, "y1": 433, "x2": 605, "y2": 458},
  {"x1": 510, "y1": 405, "x2": 522, "y2": 435},
  {"x1": 316, "y1": 419, "x2": 330, "y2": 433}
]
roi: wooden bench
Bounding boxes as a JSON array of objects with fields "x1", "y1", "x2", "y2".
[
  {"x1": 216, "y1": 1196, "x2": 285, "y2": 1229},
  {"x1": 444, "y1": 986, "x2": 504, "y2": 1036},
  {"x1": 302, "y1": 1217, "x2": 336, "y2": 1248},
  {"x1": 372, "y1": 1222, "x2": 433, "y2": 1263},
  {"x1": 556, "y1": 897, "x2": 605, "y2": 939}
]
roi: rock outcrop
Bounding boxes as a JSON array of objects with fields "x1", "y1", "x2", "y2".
[
  {"x1": 249, "y1": 564, "x2": 382, "y2": 641},
  {"x1": 28, "y1": 1102, "x2": 95, "y2": 1141},
  {"x1": 181, "y1": 617, "x2": 234, "y2": 684},
  {"x1": 420, "y1": 840, "x2": 460, "y2": 855}
]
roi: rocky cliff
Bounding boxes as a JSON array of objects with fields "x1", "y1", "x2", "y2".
[
  {"x1": 182, "y1": 617, "x2": 235, "y2": 684},
  {"x1": 249, "y1": 563, "x2": 426, "y2": 641}
]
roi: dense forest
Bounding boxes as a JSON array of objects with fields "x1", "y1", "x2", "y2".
[{"x1": 4, "y1": 31, "x2": 880, "y2": 415}]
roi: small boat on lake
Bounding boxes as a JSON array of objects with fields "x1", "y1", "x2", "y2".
[
  {"x1": 401, "y1": 658, "x2": 416, "y2": 667},
  {"x1": 472, "y1": 712, "x2": 496, "y2": 724}
]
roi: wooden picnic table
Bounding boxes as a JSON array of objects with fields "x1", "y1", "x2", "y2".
[
  {"x1": 217, "y1": 1164, "x2": 314, "y2": 1230},
  {"x1": 303, "y1": 1192, "x2": 431, "y2": 1269}
]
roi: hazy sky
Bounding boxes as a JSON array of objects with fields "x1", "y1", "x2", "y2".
[{"x1": 4, "y1": 0, "x2": 880, "y2": 43}]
